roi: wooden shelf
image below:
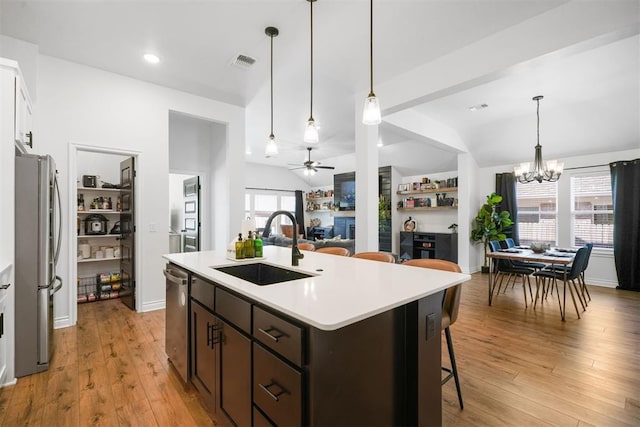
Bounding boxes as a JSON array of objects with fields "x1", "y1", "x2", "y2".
[
  {"x1": 78, "y1": 187, "x2": 121, "y2": 192},
  {"x1": 78, "y1": 234, "x2": 119, "y2": 239},
  {"x1": 397, "y1": 187, "x2": 458, "y2": 195},
  {"x1": 77, "y1": 209, "x2": 119, "y2": 214},
  {"x1": 306, "y1": 196, "x2": 333, "y2": 201},
  {"x1": 397, "y1": 206, "x2": 457, "y2": 212},
  {"x1": 78, "y1": 257, "x2": 121, "y2": 263},
  {"x1": 306, "y1": 209, "x2": 333, "y2": 213}
]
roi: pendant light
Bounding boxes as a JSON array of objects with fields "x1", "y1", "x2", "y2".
[
  {"x1": 304, "y1": 0, "x2": 319, "y2": 143},
  {"x1": 265, "y1": 26, "x2": 280, "y2": 157},
  {"x1": 514, "y1": 95, "x2": 564, "y2": 183},
  {"x1": 362, "y1": 0, "x2": 381, "y2": 125}
]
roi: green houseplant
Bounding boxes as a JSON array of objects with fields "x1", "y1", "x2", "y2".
[{"x1": 471, "y1": 193, "x2": 513, "y2": 273}]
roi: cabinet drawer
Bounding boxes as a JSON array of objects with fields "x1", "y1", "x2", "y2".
[
  {"x1": 215, "y1": 287, "x2": 251, "y2": 334},
  {"x1": 191, "y1": 275, "x2": 214, "y2": 311},
  {"x1": 253, "y1": 306, "x2": 303, "y2": 367},
  {"x1": 253, "y1": 406, "x2": 275, "y2": 427},
  {"x1": 253, "y1": 343, "x2": 302, "y2": 427}
]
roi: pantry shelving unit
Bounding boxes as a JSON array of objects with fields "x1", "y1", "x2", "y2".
[{"x1": 76, "y1": 186, "x2": 122, "y2": 303}]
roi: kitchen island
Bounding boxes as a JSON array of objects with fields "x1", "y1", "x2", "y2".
[{"x1": 164, "y1": 246, "x2": 470, "y2": 426}]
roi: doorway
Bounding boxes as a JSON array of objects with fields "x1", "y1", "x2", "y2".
[
  {"x1": 169, "y1": 173, "x2": 201, "y2": 253},
  {"x1": 69, "y1": 144, "x2": 140, "y2": 325}
]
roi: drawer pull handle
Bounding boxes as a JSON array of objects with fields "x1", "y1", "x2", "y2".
[
  {"x1": 258, "y1": 327, "x2": 284, "y2": 342},
  {"x1": 258, "y1": 381, "x2": 287, "y2": 402}
]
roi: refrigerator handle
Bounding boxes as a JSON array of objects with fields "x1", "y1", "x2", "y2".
[
  {"x1": 50, "y1": 275, "x2": 63, "y2": 296},
  {"x1": 53, "y1": 174, "x2": 63, "y2": 264}
]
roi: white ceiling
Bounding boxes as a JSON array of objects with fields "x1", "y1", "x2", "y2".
[{"x1": 1, "y1": 0, "x2": 638, "y2": 186}]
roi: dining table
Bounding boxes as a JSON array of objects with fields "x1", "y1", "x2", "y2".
[{"x1": 486, "y1": 248, "x2": 577, "y2": 320}]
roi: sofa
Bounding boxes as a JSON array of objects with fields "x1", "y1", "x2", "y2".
[{"x1": 262, "y1": 235, "x2": 355, "y2": 256}]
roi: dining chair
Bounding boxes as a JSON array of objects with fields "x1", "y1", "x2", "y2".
[
  {"x1": 351, "y1": 251, "x2": 395, "y2": 263},
  {"x1": 403, "y1": 258, "x2": 464, "y2": 409},
  {"x1": 533, "y1": 246, "x2": 590, "y2": 319},
  {"x1": 315, "y1": 246, "x2": 351, "y2": 256},
  {"x1": 502, "y1": 238, "x2": 547, "y2": 271},
  {"x1": 488, "y1": 240, "x2": 534, "y2": 307},
  {"x1": 541, "y1": 243, "x2": 593, "y2": 307}
]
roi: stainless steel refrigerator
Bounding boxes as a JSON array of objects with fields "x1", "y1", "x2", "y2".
[{"x1": 15, "y1": 152, "x2": 62, "y2": 377}]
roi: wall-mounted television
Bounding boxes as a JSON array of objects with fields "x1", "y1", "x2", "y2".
[{"x1": 334, "y1": 172, "x2": 355, "y2": 211}]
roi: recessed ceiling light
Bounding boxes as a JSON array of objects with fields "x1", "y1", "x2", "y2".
[
  {"x1": 468, "y1": 103, "x2": 488, "y2": 112},
  {"x1": 143, "y1": 53, "x2": 160, "y2": 64}
]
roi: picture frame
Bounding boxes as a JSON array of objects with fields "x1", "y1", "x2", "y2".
[
  {"x1": 398, "y1": 184, "x2": 408, "y2": 192},
  {"x1": 185, "y1": 218, "x2": 196, "y2": 231},
  {"x1": 184, "y1": 201, "x2": 196, "y2": 214}
]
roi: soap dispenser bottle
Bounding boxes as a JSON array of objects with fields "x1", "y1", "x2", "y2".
[
  {"x1": 254, "y1": 230, "x2": 263, "y2": 258},
  {"x1": 235, "y1": 233, "x2": 244, "y2": 259},
  {"x1": 244, "y1": 231, "x2": 255, "y2": 258}
]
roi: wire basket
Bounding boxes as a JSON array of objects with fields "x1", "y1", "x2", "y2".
[{"x1": 77, "y1": 275, "x2": 98, "y2": 303}]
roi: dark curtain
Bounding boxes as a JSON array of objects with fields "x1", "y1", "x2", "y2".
[
  {"x1": 610, "y1": 159, "x2": 640, "y2": 291},
  {"x1": 294, "y1": 190, "x2": 307, "y2": 239},
  {"x1": 495, "y1": 172, "x2": 520, "y2": 245}
]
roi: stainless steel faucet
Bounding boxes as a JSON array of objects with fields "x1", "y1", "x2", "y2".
[{"x1": 262, "y1": 210, "x2": 304, "y2": 266}]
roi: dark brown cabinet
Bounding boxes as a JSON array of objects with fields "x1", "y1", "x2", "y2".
[
  {"x1": 181, "y1": 265, "x2": 445, "y2": 426},
  {"x1": 253, "y1": 342, "x2": 303, "y2": 426},
  {"x1": 220, "y1": 321, "x2": 251, "y2": 427},
  {"x1": 190, "y1": 300, "x2": 218, "y2": 414}
]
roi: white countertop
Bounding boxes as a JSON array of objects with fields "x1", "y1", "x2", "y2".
[{"x1": 163, "y1": 246, "x2": 470, "y2": 331}]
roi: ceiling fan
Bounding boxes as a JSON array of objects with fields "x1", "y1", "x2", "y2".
[{"x1": 289, "y1": 147, "x2": 335, "y2": 176}]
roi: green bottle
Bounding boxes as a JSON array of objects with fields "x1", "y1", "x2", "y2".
[
  {"x1": 235, "y1": 233, "x2": 244, "y2": 259},
  {"x1": 254, "y1": 230, "x2": 263, "y2": 258},
  {"x1": 244, "y1": 231, "x2": 255, "y2": 258}
]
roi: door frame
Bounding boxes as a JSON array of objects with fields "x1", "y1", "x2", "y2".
[{"x1": 67, "y1": 143, "x2": 141, "y2": 326}]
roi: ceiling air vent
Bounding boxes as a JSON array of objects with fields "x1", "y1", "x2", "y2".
[{"x1": 231, "y1": 54, "x2": 256, "y2": 69}]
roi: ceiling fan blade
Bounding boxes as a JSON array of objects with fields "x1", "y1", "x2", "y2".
[
  {"x1": 317, "y1": 166, "x2": 335, "y2": 170},
  {"x1": 288, "y1": 166, "x2": 305, "y2": 171}
]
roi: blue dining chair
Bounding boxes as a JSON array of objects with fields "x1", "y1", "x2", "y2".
[
  {"x1": 501, "y1": 238, "x2": 547, "y2": 271},
  {"x1": 489, "y1": 240, "x2": 534, "y2": 307},
  {"x1": 543, "y1": 243, "x2": 593, "y2": 306},
  {"x1": 533, "y1": 246, "x2": 590, "y2": 319}
]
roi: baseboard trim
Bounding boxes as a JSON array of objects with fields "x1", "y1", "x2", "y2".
[
  {"x1": 586, "y1": 278, "x2": 618, "y2": 288},
  {"x1": 142, "y1": 299, "x2": 165, "y2": 312},
  {"x1": 54, "y1": 315, "x2": 71, "y2": 329}
]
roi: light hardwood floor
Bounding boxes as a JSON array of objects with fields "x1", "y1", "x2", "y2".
[{"x1": 1, "y1": 273, "x2": 638, "y2": 426}]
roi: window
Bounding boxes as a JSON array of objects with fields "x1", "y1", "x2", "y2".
[
  {"x1": 571, "y1": 174, "x2": 613, "y2": 248},
  {"x1": 245, "y1": 190, "x2": 297, "y2": 235},
  {"x1": 516, "y1": 181, "x2": 558, "y2": 246}
]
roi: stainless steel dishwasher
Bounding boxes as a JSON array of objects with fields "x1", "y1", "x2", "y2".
[{"x1": 164, "y1": 263, "x2": 190, "y2": 383}]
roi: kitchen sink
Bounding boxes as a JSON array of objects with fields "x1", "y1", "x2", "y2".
[{"x1": 213, "y1": 263, "x2": 313, "y2": 286}]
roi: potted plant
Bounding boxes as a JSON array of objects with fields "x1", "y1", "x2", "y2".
[
  {"x1": 378, "y1": 195, "x2": 391, "y2": 232},
  {"x1": 471, "y1": 193, "x2": 513, "y2": 273}
]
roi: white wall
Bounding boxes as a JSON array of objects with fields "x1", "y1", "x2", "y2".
[
  {"x1": 77, "y1": 151, "x2": 128, "y2": 185},
  {"x1": 475, "y1": 148, "x2": 640, "y2": 287},
  {"x1": 36, "y1": 54, "x2": 244, "y2": 326},
  {"x1": 245, "y1": 162, "x2": 311, "y2": 192}
]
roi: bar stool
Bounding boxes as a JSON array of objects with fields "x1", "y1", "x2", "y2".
[
  {"x1": 351, "y1": 251, "x2": 395, "y2": 263},
  {"x1": 296, "y1": 243, "x2": 316, "y2": 251},
  {"x1": 315, "y1": 247, "x2": 351, "y2": 256},
  {"x1": 403, "y1": 258, "x2": 464, "y2": 409}
]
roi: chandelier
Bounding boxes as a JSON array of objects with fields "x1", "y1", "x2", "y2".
[{"x1": 514, "y1": 95, "x2": 564, "y2": 183}]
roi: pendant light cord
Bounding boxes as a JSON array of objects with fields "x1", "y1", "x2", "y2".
[
  {"x1": 536, "y1": 97, "x2": 540, "y2": 147},
  {"x1": 309, "y1": 0, "x2": 314, "y2": 120},
  {"x1": 369, "y1": 0, "x2": 374, "y2": 96},
  {"x1": 270, "y1": 32, "x2": 274, "y2": 136}
]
